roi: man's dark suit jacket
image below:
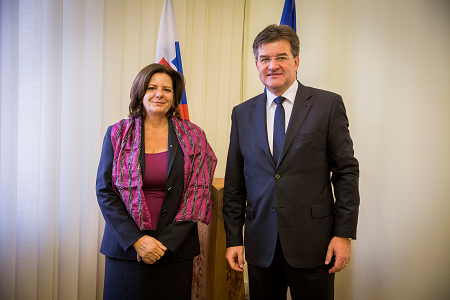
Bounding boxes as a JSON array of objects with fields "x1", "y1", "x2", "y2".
[
  {"x1": 96, "y1": 117, "x2": 199, "y2": 263},
  {"x1": 223, "y1": 81, "x2": 360, "y2": 269}
]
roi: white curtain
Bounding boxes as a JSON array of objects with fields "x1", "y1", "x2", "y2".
[
  {"x1": 0, "y1": 0, "x2": 244, "y2": 299},
  {"x1": 1, "y1": 0, "x2": 106, "y2": 298}
]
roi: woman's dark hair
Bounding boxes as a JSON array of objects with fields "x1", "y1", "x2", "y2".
[
  {"x1": 252, "y1": 24, "x2": 300, "y2": 60},
  {"x1": 129, "y1": 63, "x2": 185, "y2": 118}
]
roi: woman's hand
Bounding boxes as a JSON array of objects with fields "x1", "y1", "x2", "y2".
[{"x1": 133, "y1": 235, "x2": 167, "y2": 264}]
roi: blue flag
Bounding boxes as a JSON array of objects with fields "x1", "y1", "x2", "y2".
[{"x1": 280, "y1": 0, "x2": 296, "y2": 32}]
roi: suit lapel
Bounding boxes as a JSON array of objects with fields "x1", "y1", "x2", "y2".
[
  {"x1": 140, "y1": 117, "x2": 145, "y2": 174},
  {"x1": 252, "y1": 94, "x2": 276, "y2": 167},
  {"x1": 167, "y1": 117, "x2": 178, "y2": 177},
  {"x1": 279, "y1": 82, "x2": 313, "y2": 165}
]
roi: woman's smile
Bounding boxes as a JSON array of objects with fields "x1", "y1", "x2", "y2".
[{"x1": 142, "y1": 72, "x2": 174, "y2": 116}]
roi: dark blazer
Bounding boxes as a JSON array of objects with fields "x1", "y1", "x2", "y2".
[
  {"x1": 96, "y1": 117, "x2": 200, "y2": 263},
  {"x1": 223, "y1": 81, "x2": 360, "y2": 269}
]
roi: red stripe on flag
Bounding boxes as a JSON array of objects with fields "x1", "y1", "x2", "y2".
[
  {"x1": 179, "y1": 104, "x2": 189, "y2": 120},
  {"x1": 158, "y1": 58, "x2": 171, "y2": 67}
]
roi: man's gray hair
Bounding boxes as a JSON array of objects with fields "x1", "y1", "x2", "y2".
[{"x1": 252, "y1": 24, "x2": 300, "y2": 60}]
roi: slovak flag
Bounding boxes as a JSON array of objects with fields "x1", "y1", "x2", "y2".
[
  {"x1": 280, "y1": 0, "x2": 296, "y2": 32},
  {"x1": 155, "y1": 0, "x2": 189, "y2": 120}
]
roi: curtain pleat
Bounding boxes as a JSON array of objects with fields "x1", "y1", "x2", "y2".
[
  {"x1": 17, "y1": 1, "x2": 43, "y2": 300},
  {"x1": 58, "y1": 0, "x2": 85, "y2": 298},
  {"x1": 78, "y1": 0, "x2": 104, "y2": 298},
  {"x1": 0, "y1": 1, "x2": 19, "y2": 299},
  {"x1": 39, "y1": 0, "x2": 62, "y2": 299}
]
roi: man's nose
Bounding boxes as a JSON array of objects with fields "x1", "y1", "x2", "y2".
[{"x1": 268, "y1": 57, "x2": 279, "y2": 69}]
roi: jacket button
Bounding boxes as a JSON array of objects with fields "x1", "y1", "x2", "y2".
[
  {"x1": 161, "y1": 210, "x2": 168, "y2": 217},
  {"x1": 275, "y1": 174, "x2": 280, "y2": 179},
  {"x1": 167, "y1": 186, "x2": 173, "y2": 192},
  {"x1": 272, "y1": 206, "x2": 277, "y2": 212}
]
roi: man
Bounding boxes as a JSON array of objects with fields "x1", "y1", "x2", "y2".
[{"x1": 222, "y1": 24, "x2": 360, "y2": 300}]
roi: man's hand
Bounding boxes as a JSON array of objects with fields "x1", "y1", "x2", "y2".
[
  {"x1": 133, "y1": 235, "x2": 167, "y2": 264},
  {"x1": 325, "y1": 236, "x2": 351, "y2": 273},
  {"x1": 226, "y1": 246, "x2": 245, "y2": 272}
]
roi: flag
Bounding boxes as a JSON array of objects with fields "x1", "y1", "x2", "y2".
[
  {"x1": 280, "y1": 0, "x2": 296, "y2": 32},
  {"x1": 155, "y1": 0, "x2": 189, "y2": 120}
]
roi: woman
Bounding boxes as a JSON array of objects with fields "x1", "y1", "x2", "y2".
[{"x1": 96, "y1": 63, "x2": 217, "y2": 299}]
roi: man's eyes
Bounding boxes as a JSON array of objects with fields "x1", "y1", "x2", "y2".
[{"x1": 259, "y1": 56, "x2": 289, "y2": 63}]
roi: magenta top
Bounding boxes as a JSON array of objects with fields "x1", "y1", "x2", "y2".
[{"x1": 142, "y1": 151, "x2": 168, "y2": 230}]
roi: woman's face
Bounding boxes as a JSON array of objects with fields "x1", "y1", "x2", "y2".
[{"x1": 142, "y1": 72, "x2": 174, "y2": 118}]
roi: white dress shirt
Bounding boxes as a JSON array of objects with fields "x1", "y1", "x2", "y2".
[{"x1": 266, "y1": 80, "x2": 299, "y2": 155}]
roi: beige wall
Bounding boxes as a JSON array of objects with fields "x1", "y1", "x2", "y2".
[{"x1": 243, "y1": 0, "x2": 450, "y2": 299}]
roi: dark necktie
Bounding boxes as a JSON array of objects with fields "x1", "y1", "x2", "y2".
[{"x1": 273, "y1": 96, "x2": 286, "y2": 164}]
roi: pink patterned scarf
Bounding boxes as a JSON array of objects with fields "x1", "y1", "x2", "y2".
[{"x1": 111, "y1": 116, "x2": 217, "y2": 231}]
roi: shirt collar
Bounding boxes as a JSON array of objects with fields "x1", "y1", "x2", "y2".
[{"x1": 266, "y1": 80, "x2": 299, "y2": 107}]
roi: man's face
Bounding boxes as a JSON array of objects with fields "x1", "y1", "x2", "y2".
[{"x1": 255, "y1": 39, "x2": 299, "y2": 96}]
